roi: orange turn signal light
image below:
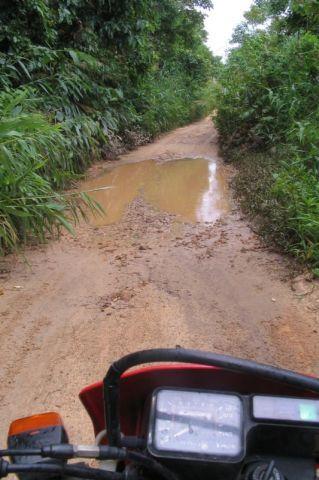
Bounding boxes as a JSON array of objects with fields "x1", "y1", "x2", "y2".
[{"x1": 8, "y1": 412, "x2": 63, "y2": 437}]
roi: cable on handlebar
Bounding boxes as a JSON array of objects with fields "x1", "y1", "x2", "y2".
[
  {"x1": 123, "y1": 450, "x2": 178, "y2": 480},
  {"x1": 0, "y1": 459, "x2": 130, "y2": 480},
  {"x1": 0, "y1": 449, "x2": 42, "y2": 457},
  {"x1": 103, "y1": 348, "x2": 319, "y2": 446},
  {"x1": 0, "y1": 445, "x2": 179, "y2": 480}
]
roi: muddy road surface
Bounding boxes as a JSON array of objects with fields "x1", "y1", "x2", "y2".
[{"x1": 0, "y1": 118, "x2": 318, "y2": 445}]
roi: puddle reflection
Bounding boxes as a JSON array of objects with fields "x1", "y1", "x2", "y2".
[{"x1": 84, "y1": 158, "x2": 229, "y2": 225}]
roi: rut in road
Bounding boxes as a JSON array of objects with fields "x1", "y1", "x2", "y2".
[{"x1": 0, "y1": 117, "x2": 318, "y2": 446}]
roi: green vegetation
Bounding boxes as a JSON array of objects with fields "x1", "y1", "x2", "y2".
[
  {"x1": 214, "y1": 0, "x2": 319, "y2": 269},
  {"x1": 0, "y1": 0, "x2": 216, "y2": 253}
]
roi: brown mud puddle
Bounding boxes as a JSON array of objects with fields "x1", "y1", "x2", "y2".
[{"x1": 84, "y1": 158, "x2": 229, "y2": 225}]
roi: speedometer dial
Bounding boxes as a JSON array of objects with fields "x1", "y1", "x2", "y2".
[{"x1": 148, "y1": 388, "x2": 243, "y2": 460}]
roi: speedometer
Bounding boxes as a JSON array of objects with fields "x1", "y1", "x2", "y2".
[{"x1": 147, "y1": 388, "x2": 244, "y2": 461}]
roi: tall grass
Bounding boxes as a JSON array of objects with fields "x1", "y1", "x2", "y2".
[{"x1": 0, "y1": 89, "x2": 99, "y2": 253}]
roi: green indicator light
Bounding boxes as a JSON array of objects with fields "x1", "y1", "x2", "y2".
[{"x1": 299, "y1": 403, "x2": 317, "y2": 421}]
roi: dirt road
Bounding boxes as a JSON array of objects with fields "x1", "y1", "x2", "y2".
[{"x1": 0, "y1": 118, "x2": 318, "y2": 445}]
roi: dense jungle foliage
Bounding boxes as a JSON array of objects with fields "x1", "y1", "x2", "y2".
[
  {"x1": 214, "y1": 0, "x2": 319, "y2": 270},
  {"x1": 0, "y1": 0, "x2": 216, "y2": 253}
]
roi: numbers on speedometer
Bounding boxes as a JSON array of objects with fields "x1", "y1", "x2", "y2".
[{"x1": 148, "y1": 388, "x2": 243, "y2": 460}]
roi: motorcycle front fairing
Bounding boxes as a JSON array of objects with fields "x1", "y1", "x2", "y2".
[{"x1": 80, "y1": 362, "x2": 319, "y2": 480}]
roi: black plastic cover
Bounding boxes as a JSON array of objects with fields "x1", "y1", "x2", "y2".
[{"x1": 8, "y1": 425, "x2": 68, "y2": 480}]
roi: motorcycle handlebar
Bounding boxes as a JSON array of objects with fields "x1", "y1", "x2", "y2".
[
  {"x1": 0, "y1": 459, "x2": 127, "y2": 480},
  {"x1": 0, "y1": 445, "x2": 178, "y2": 480}
]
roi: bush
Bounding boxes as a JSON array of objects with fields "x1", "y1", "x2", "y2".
[
  {"x1": 273, "y1": 162, "x2": 319, "y2": 266},
  {"x1": 0, "y1": 89, "x2": 95, "y2": 252},
  {"x1": 214, "y1": 0, "x2": 319, "y2": 269}
]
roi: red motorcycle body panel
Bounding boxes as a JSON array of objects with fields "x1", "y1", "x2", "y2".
[{"x1": 79, "y1": 364, "x2": 317, "y2": 439}]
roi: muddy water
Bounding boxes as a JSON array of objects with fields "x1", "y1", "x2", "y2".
[{"x1": 85, "y1": 157, "x2": 230, "y2": 225}]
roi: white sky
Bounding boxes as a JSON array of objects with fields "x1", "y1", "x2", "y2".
[{"x1": 204, "y1": 0, "x2": 254, "y2": 58}]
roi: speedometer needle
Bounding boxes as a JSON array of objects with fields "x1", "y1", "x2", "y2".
[{"x1": 174, "y1": 427, "x2": 189, "y2": 438}]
